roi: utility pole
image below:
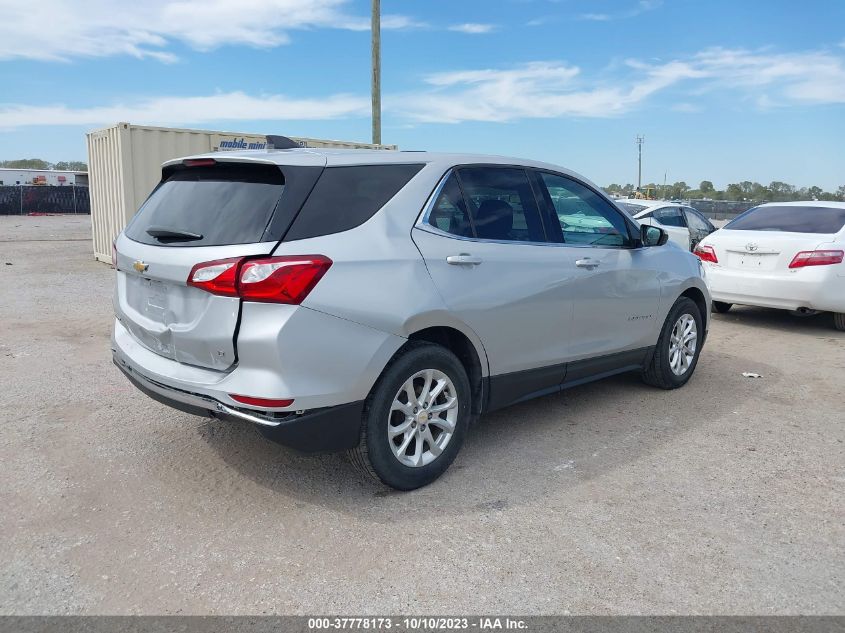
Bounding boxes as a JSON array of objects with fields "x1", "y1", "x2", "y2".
[
  {"x1": 636, "y1": 135, "x2": 645, "y2": 191},
  {"x1": 371, "y1": 0, "x2": 381, "y2": 146}
]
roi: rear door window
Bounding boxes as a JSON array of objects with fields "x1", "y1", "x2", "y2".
[
  {"x1": 284, "y1": 164, "x2": 423, "y2": 240},
  {"x1": 725, "y1": 205, "x2": 845, "y2": 234},
  {"x1": 125, "y1": 163, "x2": 286, "y2": 247},
  {"x1": 684, "y1": 207, "x2": 714, "y2": 233},
  {"x1": 427, "y1": 174, "x2": 474, "y2": 238},
  {"x1": 653, "y1": 206, "x2": 687, "y2": 228},
  {"x1": 456, "y1": 167, "x2": 546, "y2": 242}
]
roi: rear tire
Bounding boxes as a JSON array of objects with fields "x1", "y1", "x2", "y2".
[
  {"x1": 834, "y1": 313, "x2": 845, "y2": 331},
  {"x1": 348, "y1": 342, "x2": 471, "y2": 491},
  {"x1": 642, "y1": 297, "x2": 704, "y2": 390},
  {"x1": 712, "y1": 301, "x2": 732, "y2": 313}
]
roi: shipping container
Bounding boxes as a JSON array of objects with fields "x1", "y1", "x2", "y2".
[{"x1": 87, "y1": 122, "x2": 397, "y2": 263}]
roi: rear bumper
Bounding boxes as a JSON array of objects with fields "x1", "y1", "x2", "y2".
[
  {"x1": 114, "y1": 357, "x2": 364, "y2": 452},
  {"x1": 705, "y1": 264, "x2": 845, "y2": 312}
]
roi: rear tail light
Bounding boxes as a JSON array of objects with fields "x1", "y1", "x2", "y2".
[
  {"x1": 239, "y1": 256, "x2": 332, "y2": 303},
  {"x1": 693, "y1": 244, "x2": 718, "y2": 263},
  {"x1": 187, "y1": 257, "x2": 241, "y2": 296},
  {"x1": 788, "y1": 250, "x2": 844, "y2": 269},
  {"x1": 187, "y1": 255, "x2": 332, "y2": 304},
  {"x1": 229, "y1": 394, "x2": 294, "y2": 408}
]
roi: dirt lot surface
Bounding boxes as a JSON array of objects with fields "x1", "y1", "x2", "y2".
[{"x1": 1, "y1": 215, "x2": 843, "y2": 615}]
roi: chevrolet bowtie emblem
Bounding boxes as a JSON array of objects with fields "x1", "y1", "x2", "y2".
[{"x1": 133, "y1": 260, "x2": 149, "y2": 273}]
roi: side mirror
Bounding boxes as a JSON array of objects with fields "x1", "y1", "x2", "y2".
[{"x1": 641, "y1": 224, "x2": 668, "y2": 247}]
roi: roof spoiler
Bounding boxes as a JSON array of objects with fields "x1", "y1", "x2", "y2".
[{"x1": 265, "y1": 135, "x2": 302, "y2": 150}]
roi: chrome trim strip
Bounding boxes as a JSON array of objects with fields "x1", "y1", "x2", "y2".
[
  {"x1": 413, "y1": 223, "x2": 629, "y2": 251},
  {"x1": 113, "y1": 352, "x2": 283, "y2": 427},
  {"x1": 213, "y1": 402, "x2": 282, "y2": 427}
]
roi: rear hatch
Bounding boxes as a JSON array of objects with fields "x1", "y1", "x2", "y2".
[
  {"x1": 114, "y1": 157, "x2": 325, "y2": 371},
  {"x1": 710, "y1": 205, "x2": 845, "y2": 276}
]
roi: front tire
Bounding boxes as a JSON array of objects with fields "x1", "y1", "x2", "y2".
[
  {"x1": 348, "y1": 343, "x2": 471, "y2": 490},
  {"x1": 642, "y1": 297, "x2": 704, "y2": 390},
  {"x1": 712, "y1": 301, "x2": 732, "y2": 313},
  {"x1": 835, "y1": 313, "x2": 845, "y2": 331}
]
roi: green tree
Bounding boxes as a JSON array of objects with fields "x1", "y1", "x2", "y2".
[
  {"x1": 667, "y1": 181, "x2": 689, "y2": 199},
  {"x1": 0, "y1": 158, "x2": 52, "y2": 169},
  {"x1": 699, "y1": 180, "x2": 715, "y2": 195},
  {"x1": 54, "y1": 161, "x2": 88, "y2": 171},
  {"x1": 725, "y1": 183, "x2": 744, "y2": 200},
  {"x1": 768, "y1": 181, "x2": 796, "y2": 202},
  {"x1": 750, "y1": 182, "x2": 769, "y2": 201}
]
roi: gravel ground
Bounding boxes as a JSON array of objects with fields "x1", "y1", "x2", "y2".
[{"x1": 1, "y1": 215, "x2": 843, "y2": 615}]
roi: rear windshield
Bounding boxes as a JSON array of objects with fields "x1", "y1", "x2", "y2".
[
  {"x1": 284, "y1": 164, "x2": 424, "y2": 241},
  {"x1": 125, "y1": 163, "x2": 285, "y2": 247},
  {"x1": 725, "y1": 205, "x2": 845, "y2": 234}
]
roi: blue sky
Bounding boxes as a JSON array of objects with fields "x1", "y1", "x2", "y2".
[{"x1": 1, "y1": 0, "x2": 843, "y2": 189}]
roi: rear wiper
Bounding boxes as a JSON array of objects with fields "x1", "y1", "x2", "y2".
[{"x1": 146, "y1": 226, "x2": 203, "y2": 241}]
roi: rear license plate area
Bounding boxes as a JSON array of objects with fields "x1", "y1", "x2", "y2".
[
  {"x1": 143, "y1": 278, "x2": 169, "y2": 319},
  {"x1": 727, "y1": 252, "x2": 777, "y2": 271}
]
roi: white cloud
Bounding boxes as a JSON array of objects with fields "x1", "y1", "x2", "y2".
[
  {"x1": 581, "y1": 0, "x2": 663, "y2": 21},
  {"x1": 0, "y1": 92, "x2": 369, "y2": 128},
  {"x1": 393, "y1": 59, "x2": 700, "y2": 123},
  {"x1": 0, "y1": 0, "x2": 419, "y2": 62},
  {"x1": 2, "y1": 46, "x2": 843, "y2": 129},
  {"x1": 396, "y1": 47, "x2": 845, "y2": 123},
  {"x1": 448, "y1": 23, "x2": 497, "y2": 34},
  {"x1": 689, "y1": 47, "x2": 845, "y2": 105}
]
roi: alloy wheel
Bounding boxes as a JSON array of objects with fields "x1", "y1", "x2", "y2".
[
  {"x1": 388, "y1": 369, "x2": 458, "y2": 467},
  {"x1": 668, "y1": 313, "x2": 697, "y2": 376}
]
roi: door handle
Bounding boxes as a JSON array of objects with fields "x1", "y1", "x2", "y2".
[
  {"x1": 575, "y1": 258, "x2": 599, "y2": 269},
  {"x1": 447, "y1": 254, "x2": 483, "y2": 266}
]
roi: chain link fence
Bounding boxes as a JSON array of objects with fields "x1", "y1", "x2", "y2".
[{"x1": 0, "y1": 185, "x2": 90, "y2": 215}]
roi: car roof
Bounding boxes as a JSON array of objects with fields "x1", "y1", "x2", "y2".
[
  {"x1": 161, "y1": 148, "x2": 602, "y2": 189},
  {"x1": 756, "y1": 200, "x2": 845, "y2": 209},
  {"x1": 615, "y1": 199, "x2": 676, "y2": 208}
]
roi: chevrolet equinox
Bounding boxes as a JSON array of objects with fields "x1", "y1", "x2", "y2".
[{"x1": 112, "y1": 149, "x2": 710, "y2": 490}]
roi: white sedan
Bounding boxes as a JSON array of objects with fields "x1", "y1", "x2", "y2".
[
  {"x1": 694, "y1": 201, "x2": 845, "y2": 331},
  {"x1": 617, "y1": 199, "x2": 716, "y2": 251}
]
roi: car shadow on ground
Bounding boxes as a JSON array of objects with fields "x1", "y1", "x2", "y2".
[
  {"x1": 196, "y1": 342, "x2": 774, "y2": 519},
  {"x1": 712, "y1": 305, "x2": 843, "y2": 337}
]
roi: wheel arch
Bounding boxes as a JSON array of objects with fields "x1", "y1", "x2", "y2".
[
  {"x1": 404, "y1": 326, "x2": 486, "y2": 418},
  {"x1": 679, "y1": 285, "x2": 709, "y2": 335}
]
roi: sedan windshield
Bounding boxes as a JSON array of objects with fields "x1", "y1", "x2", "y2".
[{"x1": 725, "y1": 205, "x2": 845, "y2": 234}]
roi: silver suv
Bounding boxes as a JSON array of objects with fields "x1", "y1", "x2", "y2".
[{"x1": 112, "y1": 149, "x2": 710, "y2": 490}]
